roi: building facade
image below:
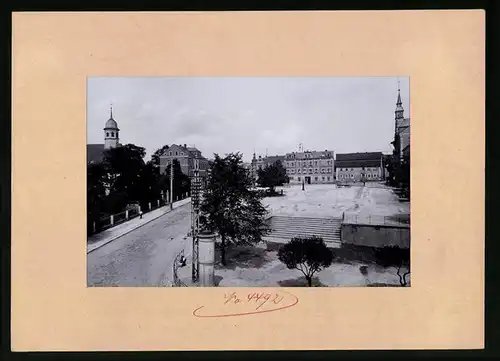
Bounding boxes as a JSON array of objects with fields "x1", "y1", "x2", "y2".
[
  {"x1": 335, "y1": 152, "x2": 384, "y2": 183},
  {"x1": 284, "y1": 150, "x2": 335, "y2": 184},
  {"x1": 158, "y1": 144, "x2": 210, "y2": 182},
  {"x1": 87, "y1": 106, "x2": 122, "y2": 164}
]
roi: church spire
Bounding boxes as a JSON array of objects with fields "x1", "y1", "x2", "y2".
[
  {"x1": 395, "y1": 81, "x2": 404, "y2": 120},
  {"x1": 110, "y1": 103, "x2": 113, "y2": 119}
]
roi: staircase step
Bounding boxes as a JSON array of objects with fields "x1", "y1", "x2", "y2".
[
  {"x1": 269, "y1": 225, "x2": 341, "y2": 231},
  {"x1": 270, "y1": 219, "x2": 342, "y2": 224},
  {"x1": 268, "y1": 233, "x2": 340, "y2": 241}
]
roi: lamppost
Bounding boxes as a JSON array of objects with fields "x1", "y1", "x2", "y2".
[
  {"x1": 302, "y1": 178, "x2": 305, "y2": 191},
  {"x1": 170, "y1": 161, "x2": 174, "y2": 210}
]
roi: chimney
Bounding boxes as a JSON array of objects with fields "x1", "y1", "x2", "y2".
[{"x1": 184, "y1": 144, "x2": 187, "y2": 148}]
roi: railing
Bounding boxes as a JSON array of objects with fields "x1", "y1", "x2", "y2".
[
  {"x1": 342, "y1": 213, "x2": 410, "y2": 227},
  {"x1": 172, "y1": 250, "x2": 188, "y2": 287},
  {"x1": 89, "y1": 193, "x2": 191, "y2": 236}
]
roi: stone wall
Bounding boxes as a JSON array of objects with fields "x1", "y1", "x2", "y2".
[{"x1": 341, "y1": 223, "x2": 410, "y2": 249}]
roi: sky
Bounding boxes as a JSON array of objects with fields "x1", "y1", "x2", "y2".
[{"x1": 87, "y1": 77, "x2": 410, "y2": 163}]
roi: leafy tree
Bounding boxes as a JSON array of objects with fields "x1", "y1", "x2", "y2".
[
  {"x1": 102, "y1": 144, "x2": 149, "y2": 209},
  {"x1": 374, "y1": 246, "x2": 410, "y2": 286},
  {"x1": 87, "y1": 162, "x2": 107, "y2": 232},
  {"x1": 200, "y1": 152, "x2": 269, "y2": 266},
  {"x1": 399, "y1": 153, "x2": 410, "y2": 197},
  {"x1": 150, "y1": 144, "x2": 170, "y2": 169},
  {"x1": 278, "y1": 236, "x2": 334, "y2": 287},
  {"x1": 257, "y1": 160, "x2": 289, "y2": 193}
]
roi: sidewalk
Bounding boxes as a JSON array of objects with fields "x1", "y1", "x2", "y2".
[{"x1": 87, "y1": 197, "x2": 191, "y2": 254}]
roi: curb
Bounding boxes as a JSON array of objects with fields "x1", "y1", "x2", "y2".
[{"x1": 87, "y1": 200, "x2": 191, "y2": 254}]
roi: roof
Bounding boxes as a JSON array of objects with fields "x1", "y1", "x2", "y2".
[
  {"x1": 284, "y1": 150, "x2": 334, "y2": 160},
  {"x1": 87, "y1": 144, "x2": 105, "y2": 164},
  {"x1": 336, "y1": 152, "x2": 383, "y2": 161},
  {"x1": 104, "y1": 118, "x2": 118, "y2": 130},
  {"x1": 335, "y1": 159, "x2": 382, "y2": 168},
  {"x1": 187, "y1": 147, "x2": 200, "y2": 152},
  {"x1": 264, "y1": 155, "x2": 285, "y2": 164}
]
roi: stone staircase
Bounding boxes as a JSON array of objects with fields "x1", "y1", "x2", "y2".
[{"x1": 264, "y1": 215, "x2": 342, "y2": 248}]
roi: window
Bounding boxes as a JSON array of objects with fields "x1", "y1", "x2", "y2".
[
  {"x1": 322, "y1": 177, "x2": 325, "y2": 181},
  {"x1": 327, "y1": 177, "x2": 330, "y2": 181},
  {"x1": 291, "y1": 162, "x2": 295, "y2": 167},
  {"x1": 298, "y1": 177, "x2": 301, "y2": 181},
  {"x1": 321, "y1": 168, "x2": 325, "y2": 173},
  {"x1": 314, "y1": 168, "x2": 318, "y2": 173},
  {"x1": 340, "y1": 174, "x2": 343, "y2": 179},
  {"x1": 298, "y1": 169, "x2": 301, "y2": 173},
  {"x1": 111, "y1": 132, "x2": 114, "y2": 137},
  {"x1": 169, "y1": 151, "x2": 172, "y2": 156},
  {"x1": 351, "y1": 168, "x2": 354, "y2": 171},
  {"x1": 175, "y1": 152, "x2": 178, "y2": 156},
  {"x1": 351, "y1": 174, "x2": 354, "y2": 178},
  {"x1": 309, "y1": 161, "x2": 312, "y2": 166},
  {"x1": 309, "y1": 168, "x2": 313, "y2": 174},
  {"x1": 315, "y1": 161, "x2": 318, "y2": 166},
  {"x1": 367, "y1": 174, "x2": 371, "y2": 178},
  {"x1": 315, "y1": 177, "x2": 318, "y2": 181}
]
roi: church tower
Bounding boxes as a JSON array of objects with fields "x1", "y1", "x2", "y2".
[
  {"x1": 104, "y1": 105, "x2": 119, "y2": 149},
  {"x1": 395, "y1": 86, "x2": 405, "y2": 126}
]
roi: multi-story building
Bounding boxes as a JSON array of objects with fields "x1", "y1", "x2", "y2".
[
  {"x1": 283, "y1": 150, "x2": 335, "y2": 184},
  {"x1": 159, "y1": 144, "x2": 210, "y2": 183},
  {"x1": 335, "y1": 152, "x2": 384, "y2": 183}
]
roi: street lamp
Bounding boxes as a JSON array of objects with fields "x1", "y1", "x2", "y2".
[{"x1": 170, "y1": 162, "x2": 174, "y2": 210}]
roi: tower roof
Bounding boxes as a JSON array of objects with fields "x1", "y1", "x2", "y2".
[{"x1": 104, "y1": 105, "x2": 119, "y2": 130}]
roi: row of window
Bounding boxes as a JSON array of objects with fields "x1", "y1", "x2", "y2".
[
  {"x1": 286, "y1": 168, "x2": 332, "y2": 174},
  {"x1": 106, "y1": 132, "x2": 116, "y2": 137},
  {"x1": 337, "y1": 167, "x2": 379, "y2": 171},
  {"x1": 286, "y1": 160, "x2": 332, "y2": 167},
  {"x1": 292, "y1": 176, "x2": 332, "y2": 182},
  {"x1": 339, "y1": 173, "x2": 379, "y2": 179}
]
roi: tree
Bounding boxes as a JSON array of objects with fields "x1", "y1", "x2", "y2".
[
  {"x1": 200, "y1": 152, "x2": 270, "y2": 266},
  {"x1": 150, "y1": 144, "x2": 170, "y2": 169},
  {"x1": 101, "y1": 144, "x2": 149, "y2": 210},
  {"x1": 87, "y1": 162, "x2": 107, "y2": 232},
  {"x1": 399, "y1": 153, "x2": 410, "y2": 197},
  {"x1": 374, "y1": 246, "x2": 410, "y2": 286},
  {"x1": 278, "y1": 236, "x2": 334, "y2": 287},
  {"x1": 257, "y1": 160, "x2": 289, "y2": 193}
]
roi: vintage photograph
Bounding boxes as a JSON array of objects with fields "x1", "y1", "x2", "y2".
[{"x1": 87, "y1": 77, "x2": 410, "y2": 287}]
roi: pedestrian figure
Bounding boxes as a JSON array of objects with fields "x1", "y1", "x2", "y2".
[{"x1": 139, "y1": 210, "x2": 143, "y2": 219}]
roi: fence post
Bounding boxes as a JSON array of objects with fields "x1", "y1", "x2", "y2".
[
  {"x1": 110, "y1": 215, "x2": 114, "y2": 226},
  {"x1": 125, "y1": 210, "x2": 129, "y2": 220}
]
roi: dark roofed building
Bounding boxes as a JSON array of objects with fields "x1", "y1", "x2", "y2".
[
  {"x1": 335, "y1": 152, "x2": 383, "y2": 183},
  {"x1": 158, "y1": 143, "x2": 210, "y2": 181}
]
